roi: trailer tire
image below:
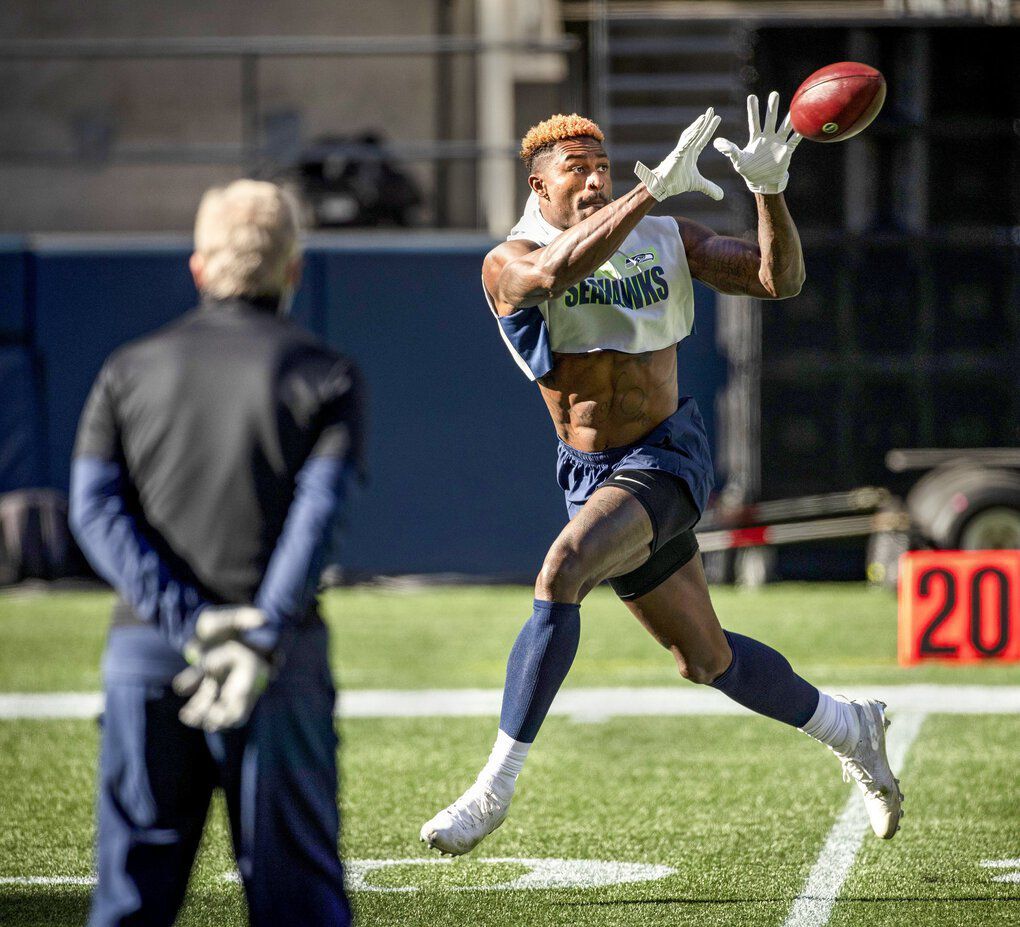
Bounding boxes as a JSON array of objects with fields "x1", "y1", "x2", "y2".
[{"x1": 907, "y1": 465, "x2": 1020, "y2": 550}]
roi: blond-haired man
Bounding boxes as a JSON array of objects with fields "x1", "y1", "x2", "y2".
[
  {"x1": 71, "y1": 180, "x2": 362, "y2": 926},
  {"x1": 421, "y1": 102, "x2": 902, "y2": 855}
]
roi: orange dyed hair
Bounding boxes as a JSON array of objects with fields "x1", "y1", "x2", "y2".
[{"x1": 519, "y1": 114, "x2": 605, "y2": 170}]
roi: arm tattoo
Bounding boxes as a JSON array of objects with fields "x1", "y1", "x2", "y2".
[{"x1": 696, "y1": 237, "x2": 760, "y2": 294}]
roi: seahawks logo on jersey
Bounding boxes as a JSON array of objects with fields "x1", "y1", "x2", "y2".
[
  {"x1": 562, "y1": 265, "x2": 670, "y2": 311},
  {"x1": 624, "y1": 251, "x2": 655, "y2": 268}
]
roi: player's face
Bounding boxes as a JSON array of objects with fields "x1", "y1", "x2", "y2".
[{"x1": 532, "y1": 137, "x2": 612, "y2": 229}]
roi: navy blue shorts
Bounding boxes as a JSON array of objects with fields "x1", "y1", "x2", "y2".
[
  {"x1": 555, "y1": 397, "x2": 714, "y2": 599},
  {"x1": 556, "y1": 396, "x2": 714, "y2": 521}
]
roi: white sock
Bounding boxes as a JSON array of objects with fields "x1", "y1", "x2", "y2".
[
  {"x1": 478, "y1": 730, "x2": 531, "y2": 798},
  {"x1": 800, "y1": 693, "x2": 860, "y2": 754}
]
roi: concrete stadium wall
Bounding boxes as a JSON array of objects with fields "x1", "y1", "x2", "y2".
[
  {"x1": 3, "y1": 235, "x2": 724, "y2": 576},
  {"x1": 0, "y1": 0, "x2": 483, "y2": 231}
]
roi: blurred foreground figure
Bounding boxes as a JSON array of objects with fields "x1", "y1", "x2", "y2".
[
  {"x1": 71, "y1": 180, "x2": 363, "y2": 926},
  {"x1": 421, "y1": 102, "x2": 902, "y2": 856}
]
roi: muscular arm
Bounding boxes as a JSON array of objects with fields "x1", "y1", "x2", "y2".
[
  {"x1": 483, "y1": 185, "x2": 658, "y2": 315},
  {"x1": 678, "y1": 192, "x2": 805, "y2": 300}
]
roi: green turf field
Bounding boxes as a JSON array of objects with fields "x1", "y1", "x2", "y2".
[
  {"x1": 4, "y1": 583, "x2": 1020, "y2": 692},
  {"x1": 1, "y1": 584, "x2": 1018, "y2": 926}
]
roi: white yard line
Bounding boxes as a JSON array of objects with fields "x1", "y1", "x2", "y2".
[
  {"x1": 0, "y1": 685, "x2": 1019, "y2": 720},
  {"x1": 1, "y1": 859, "x2": 677, "y2": 893},
  {"x1": 0, "y1": 693, "x2": 104, "y2": 719},
  {"x1": 0, "y1": 876, "x2": 95, "y2": 885},
  {"x1": 781, "y1": 710, "x2": 928, "y2": 927},
  {"x1": 0, "y1": 696, "x2": 1004, "y2": 906}
]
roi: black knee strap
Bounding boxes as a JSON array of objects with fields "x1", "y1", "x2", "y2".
[
  {"x1": 609, "y1": 529, "x2": 699, "y2": 601},
  {"x1": 601, "y1": 468, "x2": 699, "y2": 552}
]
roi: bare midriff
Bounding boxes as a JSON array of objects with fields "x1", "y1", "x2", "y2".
[{"x1": 536, "y1": 345, "x2": 679, "y2": 452}]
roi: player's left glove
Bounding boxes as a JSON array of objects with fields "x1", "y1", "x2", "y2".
[
  {"x1": 713, "y1": 92, "x2": 802, "y2": 195},
  {"x1": 173, "y1": 606, "x2": 273, "y2": 732}
]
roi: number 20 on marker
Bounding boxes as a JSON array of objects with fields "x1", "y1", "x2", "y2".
[{"x1": 898, "y1": 550, "x2": 1020, "y2": 665}]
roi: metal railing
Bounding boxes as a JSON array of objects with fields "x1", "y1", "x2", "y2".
[
  {"x1": 0, "y1": 34, "x2": 583, "y2": 228},
  {"x1": 0, "y1": 35, "x2": 580, "y2": 163}
]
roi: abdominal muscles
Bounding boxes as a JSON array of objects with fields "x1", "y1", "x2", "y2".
[{"x1": 537, "y1": 346, "x2": 679, "y2": 452}]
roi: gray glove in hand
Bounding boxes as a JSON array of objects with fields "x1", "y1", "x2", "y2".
[
  {"x1": 634, "y1": 108, "x2": 724, "y2": 202},
  {"x1": 173, "y1": 606, "x2": 271, "y2": 732},
  {"x1": 713, "y1": 92, "x2": 802, "y2": 195}
]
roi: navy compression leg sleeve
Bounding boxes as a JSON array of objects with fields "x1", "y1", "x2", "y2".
[
  {"x1": 710, "y1": 630, "x2": 820, "y2": 728},
  {"x1": 498, "y1": 600, "x2": 581, "y2": 743}
]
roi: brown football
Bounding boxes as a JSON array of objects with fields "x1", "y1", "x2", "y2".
[{"x1": 789, "y1": 62, "x2": 886, "y2": 143}]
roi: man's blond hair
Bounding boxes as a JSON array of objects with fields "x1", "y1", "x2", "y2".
[
  {"x1": 519, "y1": 114, "x2": 605, "y2": 171},
  {"x1": 193, "y1": 180, "x2": 300, "y2": 300}
]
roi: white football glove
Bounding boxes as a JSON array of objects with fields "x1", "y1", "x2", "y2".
[
  {"x1": 634, "y1": 108, "x2": 724, "y2": 202},
  {"x1": 713, "y1": 92, "x2": 802, "y2": 195},
  {"x1": 173, "y1": 606, "x2": 272, "y2": 732}
]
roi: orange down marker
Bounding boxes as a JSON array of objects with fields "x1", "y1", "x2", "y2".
[{"x1": 898, "y1": 550, "x2": 1020, "y2": 665}]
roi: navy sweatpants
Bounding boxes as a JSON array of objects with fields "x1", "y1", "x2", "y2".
[{"x1": 89, "y1": 625, "x2": 350, "y2": 927}]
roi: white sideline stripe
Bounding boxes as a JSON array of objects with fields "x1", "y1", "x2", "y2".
[
  {"x1": 0, "y1": 876, "x2": 95, "y2": 886},
  {"x1": 782, "y1": 710, "x2": 927, "y2": 927},
  {"x1": 1, "y1": 685, "x2": 1020, "y2": 720},
  {"x1": 0, "y1": 693, "x2": 104, "y2": 719},
  {"x1": 0, "y1": 686, "x2": 1018, "y2": 720}
]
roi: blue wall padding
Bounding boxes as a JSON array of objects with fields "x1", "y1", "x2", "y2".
[
  {"x1": 32, "y1": 243, "x2": 198, "y2": 495},
  {"x1": 317, "y1": 247, "x2": 566, "y2": 573},
  {"x1": 0, "y1": 238, "x2": 29, "y2": 341},
  {"x1": 677, "y1": 287, "x2": 722, "y2": 464},
  {"x1": 0, "y1": 345, "x2": 44, "y2": 490},
  {"x1": 22, "y1": 238, "x2": 724, "y2": 576}
]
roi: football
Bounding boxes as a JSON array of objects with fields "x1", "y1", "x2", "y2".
[{"x1": 789, "y1": 62, "x2": 886, "y2": 143}]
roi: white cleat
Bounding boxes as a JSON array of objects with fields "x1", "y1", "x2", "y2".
[
  {"x1": 830, "y1": 698, "x2": 904, "y2": 839},
  {"x1": 420, "y1": 781, "x2": 512, "y2": 856}
]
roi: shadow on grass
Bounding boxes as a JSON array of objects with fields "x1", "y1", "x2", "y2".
[
  {"x1": 0, "y1": 887, "x2": 247, "y2": 927},
  {"x1": 0, "y1": 891, "x2": 91, "y2": 927}
]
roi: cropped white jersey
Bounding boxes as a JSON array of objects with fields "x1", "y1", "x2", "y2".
[{"x1": 484, "y1": 191, "x2": 695, "y2": 381}]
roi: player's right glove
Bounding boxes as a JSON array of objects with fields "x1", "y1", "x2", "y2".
[
  {"x1": 173, "y1": 606, "x2": 273, "y2": 732},
  {"x1": 634, "y1": 108, "x2": 724, "y2": 202},
  {"x1": 713, "y1": 92, "x2": 802, "y2": 195}
]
